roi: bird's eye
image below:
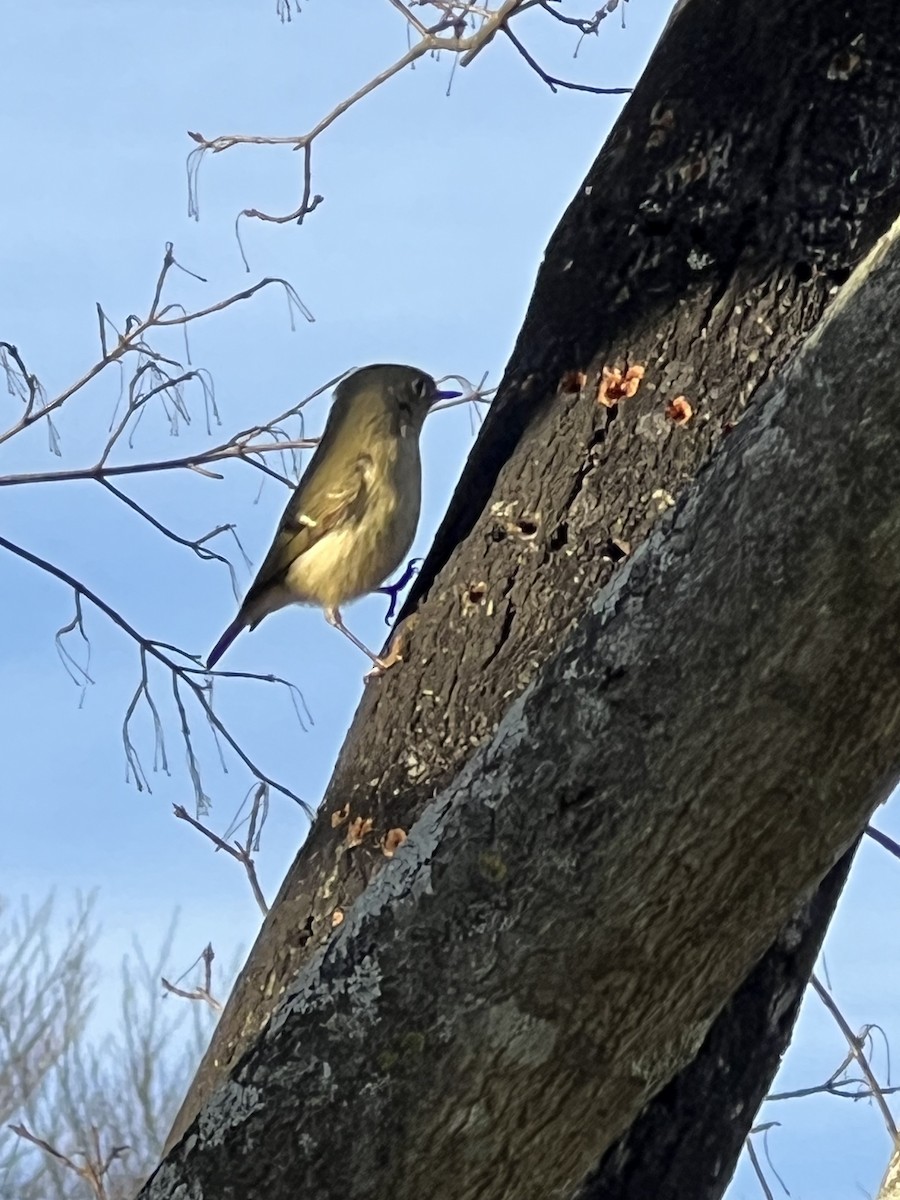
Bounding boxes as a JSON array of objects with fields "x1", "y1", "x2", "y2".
[{"x1": 413, "y1": 376, "x2": 431, "y2": 401}]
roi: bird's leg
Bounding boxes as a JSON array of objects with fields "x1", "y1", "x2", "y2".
[
  {"x1": 376, "y1": 557, "x2": 423, "y2": 625},
  {"x1": 324, "y1": 607, "x2": 403, "y2": 677}
]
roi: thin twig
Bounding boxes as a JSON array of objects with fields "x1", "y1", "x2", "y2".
[
  {"x1": 174, "y1": 804, "x2": 270, "y2": 915},
  {"x1": 0, "y1": 261, "x2": 311, "y2": 449},
  {"x1": 503, "y1": 23, "x2": 631, "y2": 93},
  {"x1": 161, "y1": 943, "x2": 223, "y2": 1012},
  {"x1": 811, "y1": 974, "x2": 898, "y2": 1140},
  {"x1": 0, "y1": 533, "x2": 311, "y2": 816},
  {"x1": 745, "y1": 1136, "x2": 776, "y2": 1200},
  {"x1": 0, "y1": 438, "x2": 317, "y2": 488},
  {"x1": 867, "y1": 824, "x2": 900, "y2": 860},
  {"x1": 186, "y1": 0, "x2": 628, "y2": 231},
  {"x1": 9, "y1": 1123, "x2": 131, "y2": 1200}
]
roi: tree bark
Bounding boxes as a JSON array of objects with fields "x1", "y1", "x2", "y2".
[
  {"x1": 160, "y1": 0, "x2": 900, "y2": 1193},
  {"x1": 879, "y1": 1144, "x2": 900, "y2": 1200},
  {"x1": 572, "y1": 845, "x2": 856, "y2": 1200},
  {"x1": 145, "y1": 219, "x2": 900, "y2": 1199}
]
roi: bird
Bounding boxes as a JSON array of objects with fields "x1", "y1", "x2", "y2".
[{"x1": 206, "y1": 363, "x2": 460, "y2": 672}]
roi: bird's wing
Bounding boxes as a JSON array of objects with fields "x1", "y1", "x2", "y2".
[{"x1": 241, "y1": 453, "x2": 371, "y2": 610}]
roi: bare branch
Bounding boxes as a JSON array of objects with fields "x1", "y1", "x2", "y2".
[
  {"x1": 0, "y1": 255, "x2": 312, "y2": 451},
  {"x1": 186, "y1": 0, "x2": 630, "y2": 233},
  {"x1": 0, "y1": 343, "x2": 44, "y2": 418},
  {"x1": 503, "y1": 23, "x2": 631, "y2": 93},
  {"x1": 745, "y1": 1135, "x2": 776, "y2": 1200},
  {"x1": 867, "y1": 823, "x2": 900, "y2": 860},
  {"x1": 100, "y1": 481, "x2": 246, "y2": 601},
  {"x1": 3, "y1": 910, "x2": 222, "y2": 1197},
  {"x1": 8, "y1": 1122, "x2": 131, "y2": 1200},
  {"x1": 0, "y1": 437, "x2": 317, "y2": 489},
  {"x1": 811, "y1": 974, "x2": 898, "y2": 1141},
  {"x1": 538, "y1": 0, "x2": 621, "y2": 37},
  {"x1": 0, "y1": 895, "x2": 95, "y2": 1129},
  {"x1": 0, "y1": 533, "x2": 311, "y2": 817},
  {"x1": 173, "y1": 805, "x2": 270, "y2": 916},
  {"x1": 161, "y1": 945, "x2": 223, "y2": 1014}
]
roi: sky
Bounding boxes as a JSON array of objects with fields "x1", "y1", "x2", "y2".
[{"x1": 1, "y1": 2, "x2": 899, "y2": 1197}]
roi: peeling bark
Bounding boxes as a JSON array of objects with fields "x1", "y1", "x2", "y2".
[{"x1": 158, "y1": 0, "x2": 900, "y2": 1194}]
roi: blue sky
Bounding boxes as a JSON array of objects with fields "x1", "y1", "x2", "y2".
[{"x1": 2, "y1": 2, "x2": 898, "y2": 1196}]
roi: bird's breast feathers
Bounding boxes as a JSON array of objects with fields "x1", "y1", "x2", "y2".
[{"x1": 285, "y1": 469, "x2": 418, "y2": 608}]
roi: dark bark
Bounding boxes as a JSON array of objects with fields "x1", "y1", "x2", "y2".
[
  {"x1": 160, "y1": 0, "x2": 900, "y2": 1192},
  {"x1": 143, "y1": 223, "x2": 900, "y2": 1198}
]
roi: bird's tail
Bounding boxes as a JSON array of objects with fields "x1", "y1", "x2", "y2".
[{"x1": 206, "y1": 616, "x2": 246, "y2": 669}]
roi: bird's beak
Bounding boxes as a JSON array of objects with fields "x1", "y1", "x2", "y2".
[{"x1": 434, "y1": 389, "x2": 463, "y2": 401}]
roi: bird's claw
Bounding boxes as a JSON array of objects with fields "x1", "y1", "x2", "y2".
[
  {"x1": 377, "y1": 557, "x2": 423, "y2": 625},
  {"x1": 363, "y1": 639, "x2": 406, "y2": 682}
]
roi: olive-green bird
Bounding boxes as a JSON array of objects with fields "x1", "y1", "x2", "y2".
[{"x1": 207, "y1": 363, "x2": 459, "y2": 671}]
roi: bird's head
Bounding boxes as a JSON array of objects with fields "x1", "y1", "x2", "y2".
[{"x1": 338, "y1": 363, "x2": 461, "y2": 435}]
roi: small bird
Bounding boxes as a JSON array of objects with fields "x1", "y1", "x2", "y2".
[{"x1": 207, "y1": 363, "x2": 460, "y2": 672}]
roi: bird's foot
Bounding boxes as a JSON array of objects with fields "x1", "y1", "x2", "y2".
[
  {"x1": 377, "y1": 558, "x2": 423, "y2": 625},
  {"x1": 362, "y1": 629, "x2": 407, "y2": 681},
  {"x1": 363, "y1": 645, "x2": 404, "y2": 682}
]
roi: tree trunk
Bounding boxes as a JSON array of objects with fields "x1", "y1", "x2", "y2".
[
  {"x1": 158, "y1": 0, "x2": 900, "y2": 1194},
  {"x1": 146, "y1": 221, "x2": 900, "y2": 1198},
  {"x1": 880, "y1": 1143, "x2": 900, "y2": 1200},
  {"x1": 573, "y1": 845, "x2": 856, "y2": 1200}
]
